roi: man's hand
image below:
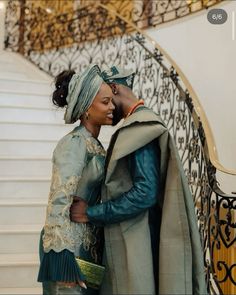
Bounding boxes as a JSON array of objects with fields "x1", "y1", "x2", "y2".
[{"x1": 70, "y1": 197, "x2": 89, "y2": 223}]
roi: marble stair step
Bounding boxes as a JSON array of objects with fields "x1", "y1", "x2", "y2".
[
  {"x1": 0, "y1": 253, "x2": 41, "y2": 288},
  {"x1": 0, "y1": 224, "x2": 42, "y2": 254},
  {"x1": 0, "y1": 177, "x2": 50, "y2": 199},
  {"x1": 0, "y1": 157, "x2": 52, "y2": 177},
  {"x1": 0, "y1": 199, "x2": 46, "y2": 225},
  {"x1": 0, "y1": 287, "x2": 42, "y2": 294}
]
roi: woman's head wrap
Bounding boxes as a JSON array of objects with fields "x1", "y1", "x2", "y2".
[
  {"x1": 101, "y1": 66, "x2": 135, "y2": 89},
  {"x1": 64, "y1": 64, "x2": 103, "y2": 124}
]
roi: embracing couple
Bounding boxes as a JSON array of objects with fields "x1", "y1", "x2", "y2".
[{"x1": 37, "y1": 65, "x2": 207, "y2": 295}]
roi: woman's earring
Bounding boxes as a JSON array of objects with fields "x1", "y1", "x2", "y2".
[
  {"x1": 110, "y1": 84, "x2": 118, "y2": 95},
  {"x1": 86, "y1": 112, "x2": 90, "y2": 120}
]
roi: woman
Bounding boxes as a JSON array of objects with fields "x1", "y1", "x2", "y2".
[{"x1": 37, "y1": 64, "x2": 115, "y2": 295}]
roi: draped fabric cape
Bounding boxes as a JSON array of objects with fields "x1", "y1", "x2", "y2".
[{"x1": 100, "y1": 108, "x2": 207, "y2": 295}]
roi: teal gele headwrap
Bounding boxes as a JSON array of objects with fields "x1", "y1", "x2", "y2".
[
  {"x1": 101, "y1": 66, "x2": 135, "y2": 89},
  {"x1": 64, "y1": 64, "x2": 103, "y2": 124}
]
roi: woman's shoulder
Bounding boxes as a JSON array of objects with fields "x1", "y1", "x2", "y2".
[
  {"x1": 54, "y1": 125, "x2": 105, "y2": 157},
  {"x1": 54, "y1": 126, "x2": 87, "y2": 154},
  {"x1": 72, "y1": 125, "x2": 106, "y2": 156}
]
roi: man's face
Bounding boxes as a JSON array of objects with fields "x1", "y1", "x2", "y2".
[{"x1": 111, "y1": 96, "x2": 124, "y2": 126}]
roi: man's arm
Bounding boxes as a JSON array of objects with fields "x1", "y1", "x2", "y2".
[{"x1": 82, "y1": 139, "x2": 160, "y2": 226}]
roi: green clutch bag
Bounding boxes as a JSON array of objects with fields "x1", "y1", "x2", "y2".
[{"x1": 76, "y1": 258, "x2": 105, "y2": 290}]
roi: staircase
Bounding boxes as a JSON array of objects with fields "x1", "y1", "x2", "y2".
[{"x1": 0, "y1": 50, "x2": 113, "y2": 294}]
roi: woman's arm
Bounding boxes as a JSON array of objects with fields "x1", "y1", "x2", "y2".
[{"x1": 38, "y1": 134, "x2": 87, "y2": 284}]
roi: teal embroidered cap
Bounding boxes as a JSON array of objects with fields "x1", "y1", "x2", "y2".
[{"x1": 101, "y1": 66, "x2": 135, "y2": 89}]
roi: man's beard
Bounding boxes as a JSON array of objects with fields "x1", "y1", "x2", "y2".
[{"x1": 112, "y1": 104, "x2": 124, "y2": 126}]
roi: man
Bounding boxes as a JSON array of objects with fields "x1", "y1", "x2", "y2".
[{"x1": 71, "y1": 66, "x2": 207, "y2": 295}]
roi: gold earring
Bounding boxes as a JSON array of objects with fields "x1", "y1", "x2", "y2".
[
  {"x1": 86, "y1": 112, "x2": 89, "y2": 120},
  {"x1": 112, "y1": 87, "x2": 118, "y2": 95}
]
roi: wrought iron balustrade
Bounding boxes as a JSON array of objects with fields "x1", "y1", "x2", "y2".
[
  {"x1": 4, "y1": 1, "x2": 235, "y2": 294},
  {"x1": 100, "y1": 0, "x2": 224, "y2": 29}
]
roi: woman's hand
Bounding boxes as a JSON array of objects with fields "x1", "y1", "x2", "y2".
[{"x1": 70, "y1": 196, "x2": 89, "y2": 223}]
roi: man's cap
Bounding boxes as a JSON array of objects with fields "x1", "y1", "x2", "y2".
[{"x1": 101, "y1": 66, "x2": 135, "y2": 89}]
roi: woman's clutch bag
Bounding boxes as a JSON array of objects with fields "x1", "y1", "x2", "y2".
[{"x1": 76, "y1": 258, "x2": 105, "y2": 290}]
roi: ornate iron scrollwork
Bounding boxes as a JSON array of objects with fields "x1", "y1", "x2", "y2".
[
  {"x1": 100, "y1": 0, "x2": 224, "y2": 29},
  {"x1": 4, "y1": 1, "x2": 235, "y2": 293}
]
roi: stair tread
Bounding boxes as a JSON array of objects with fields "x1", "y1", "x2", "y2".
[
  {"x1": 0, "y1": 253, "x2": 39, "y2": 265},
  {"x1": 0, "y1": 198, "x2": 47, "y2": 206},
  {"x1": 0, "y1": 287, "x2": 42, "y2": 294},
  {"x1": 0, "y1": 224, "x2": 43, "y2": 233},
  {"x1": 0, "y1": 104, "x2": 53, "y2": 111},
  {"x1": 0, "y1": 177, "x2": 50, "y2": 181},
  {"x1": 0, "y1": 156, "x2": 51, "y2": 160},
  {"x1": 0, "y1": 89, "x2": 50, "y2": 97},
  {"x1": 0, "y1": 120, "x2": 66, "y2": 126},
  {"x1": 0, "y1": 51, "x2": 51, "y2": 80},
  {"x1": 0, "y1": 138, "x2": 58, "y2": 142},
  {"x1": 0, "y1": 76, "x2": 51, "y2": 84}
]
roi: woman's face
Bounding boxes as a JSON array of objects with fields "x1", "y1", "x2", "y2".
[{"x1": 88, "y1": 83, "x2": 115, "y2": 126}]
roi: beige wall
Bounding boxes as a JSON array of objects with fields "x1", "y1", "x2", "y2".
[{"x1": 147, "y1": 0, "x2": 236, "y2": 194}]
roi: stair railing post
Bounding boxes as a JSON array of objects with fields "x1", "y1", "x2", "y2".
[
  {"x1": 18, "y1": 0, "x2": 25, "y2": 55},
  {"x1": 0, "y1": 0, "x2": 7, "y2": 51}
]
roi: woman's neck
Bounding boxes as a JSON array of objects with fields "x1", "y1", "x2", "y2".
[{"x1": 81, "y1": 122, "x2": 101, "y2": 138}]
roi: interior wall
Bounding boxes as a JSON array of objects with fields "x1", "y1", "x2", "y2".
[{"x1": 146, "y1": 0, "x2": 236, "y2": 193}]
